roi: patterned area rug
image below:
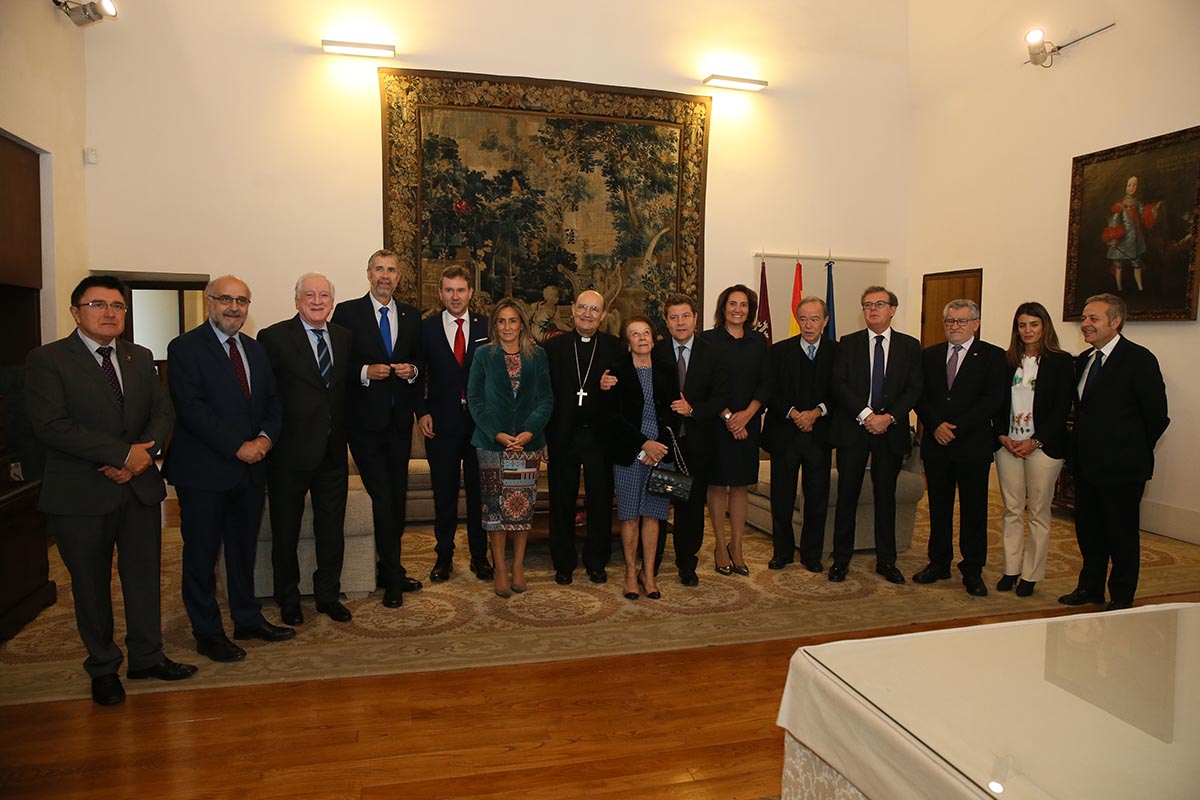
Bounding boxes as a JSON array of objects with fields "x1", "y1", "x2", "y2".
[{"x1": 3, "y1": 494, "x2": 1199, "y2": 706}]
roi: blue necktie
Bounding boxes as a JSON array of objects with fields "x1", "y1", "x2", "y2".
[
  {"x1": 807, "y1": 343, "x2": 816, "y2": 361},
  {"x1": 870, "y1": 334, "x2": 885, "y2": 412},
  {"x1": 379, "y1": 306, "x2": 393, "y2": 359},
  {"x1": 313, "y1": 329, "x2": 332, "y2": 388},
  {"x1": 1083, "y1": 350, "x2": 1103, "y2": 396}
]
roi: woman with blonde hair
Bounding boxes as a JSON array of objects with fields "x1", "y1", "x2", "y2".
[{"x1": 467, "y1": 299, "x2": 553, "y2": 597}]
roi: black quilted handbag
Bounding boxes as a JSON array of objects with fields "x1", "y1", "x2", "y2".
[{"x1": 646, "y1": 427, "x2": 692, "y2": 502}]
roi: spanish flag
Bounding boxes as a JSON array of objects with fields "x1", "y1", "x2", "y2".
[{"x1": 788, "y1": 261, "x2": 803, "y2": 336}]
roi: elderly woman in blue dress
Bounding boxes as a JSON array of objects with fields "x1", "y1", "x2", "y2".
[
  {"x1": 609, "y1": 315, "x2": 678, "y2": 600},
  {"x1": 467, "y1": 298, "x2": 553, "y2": 598}
]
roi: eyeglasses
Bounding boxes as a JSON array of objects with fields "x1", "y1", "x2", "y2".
[
  {"x1": 943, "y1": 318, "x2": 976, "y2": 327},
  {"x1": 75, "y1": 300, "x2": 127, "y2": 313},
  {"x1": 574, "y1": 303, "x2": 602, "y2": 314},
  {"x1": 208, "y1": 294, "x2": 252, "y2": 307},
  {"x1": 862, "y1": 301, "x2": 892, "y2": 310}
]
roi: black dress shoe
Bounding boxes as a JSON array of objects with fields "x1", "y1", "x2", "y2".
[
  {"x1": 624, "y1": 591, "x2": 639, "y2": 600},
  {"x1": 233, "y1": 621, "x2": 297, "y2": 642},
  {"x1": 430, "y1": 556, "x2": 453, "y2": 583},
  {"x1": 802, "y1": 559, "x2": 824, "y2": 574},
  {"x1": 586, "y1": 567, "x2": 608, "y2": 584},
  {"x1": 396, "y1": 576, "x2": 423, "y2": 593},
  {"x1": 996, "y1": 574, "x2": 1020, "y2": 592},
  {"x1": 127, "y1": 657, "x2": 199, "y2": 681},
  {"x1": 1058, "y1": 587, "x2": 1105, "y2": 606},
  {"x1": 1015, "y1": 579, "x2": 1036, "y2": 597},
  {"x1": 912, "y1": 563, "x2": 951, "y2": 584},
  {"x1": 876, "y1": 563, "x2": 905, "y2": 584},
  {"x1": 768, "y1": 557, "x2": 792, "y2": 571},
  {"x1": 470, "y1": 558, "x2": 495, "y2": 580},
  {"x1": 554, "y1": 571, "x2": 574, "y2": 585},
  {"x1": 646, "y1": 590, "x2": 662, "y2": 600},
  {"x1": 280, "y1": 604, "x2": 304, "y2": 626},
  {"x1": 1106, "y1": 600, "x2": 1134, "y2": 611},
  {"x1": 963, "y1": 575, "x2": 988, "y2": 596},
  {"x1": 91, "y1": 673, "x2": 125, "y2": 706},
  {"x1": 828, "y1": 564, "x2": 847, "y2": 583},
  {"x1": 315, "y1": 600, "x2": 353, "y2": 623},
  {"x1": 680, "y1": 570, "x2": 699, "y2": 587},
  {"x1": 382, "y1": 587, "x2": 404, "y2": 608},
  {"x1": 196, "y1": 634, "x2": 247, "y2": 663}
]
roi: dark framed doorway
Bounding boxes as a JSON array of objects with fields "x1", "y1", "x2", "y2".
[{"x1": 920, "y1": 269, "x2": 983, "y2": 347}]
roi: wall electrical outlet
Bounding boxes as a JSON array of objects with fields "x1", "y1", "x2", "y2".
[{"x1": 85, "y1": 147, "x2": 98, "y2": 164}]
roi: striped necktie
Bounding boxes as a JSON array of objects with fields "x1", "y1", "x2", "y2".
[{"x1": 313, "y1": 329, "x2": 332, "y2": 388}]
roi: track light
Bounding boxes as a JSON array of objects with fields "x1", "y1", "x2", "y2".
[{"x1": 52, "y1": 0, "x2": 118, "y2": 27}]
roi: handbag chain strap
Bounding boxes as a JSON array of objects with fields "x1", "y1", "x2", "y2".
[{"x1": 662, "y1": 426, "x2": 689, "y2": 476}]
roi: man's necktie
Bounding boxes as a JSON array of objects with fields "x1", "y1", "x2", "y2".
[
  {"x1": 1083, "y1": 350, "x2": 1103, "y2": 395},
  {"x1": 870, "y1": 334, "x2": 885, "y2": 412},
  {"x1": 96, "y1": 346, "x2": 124, "y2": 407},
  {"x1": 227, "y1": 336, "x2": 251, "y2": 399},
  {"x1": 946, "y1": 344, "x2": 962, "y2": 391},
  {"x1": 807, "y1": 343, "x2": 816, "y2": 361},
  {"x1": 379, "y1": 307, "x2": 393, "y2": 359},
  {"x1": 676, "y1": 344, "x2": 688, "y2": 388},
  {"x1": 313, "y1": 329, "x2": 332, "y2": 388},
  {"x1": 453, "y1": 318, "x2": 466, "y2": 367}
]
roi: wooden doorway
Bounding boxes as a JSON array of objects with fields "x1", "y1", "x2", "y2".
[{"x1": 920, "y1": 269, "x2": 983, "y2": 346}]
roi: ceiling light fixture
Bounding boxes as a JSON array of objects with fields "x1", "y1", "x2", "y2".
[
  {"x1": 52, "y1": 0, "x2": 118, "y2": 28},
  {"x1": 1024, "y1": 22, "x2": 1116, "y2": 68},
  {"x1": 702, "y1": 74, "x2": 768, "y2": 92},
  {"x1": 321, "y1": 40, "x2": 396, "y2": 59}
]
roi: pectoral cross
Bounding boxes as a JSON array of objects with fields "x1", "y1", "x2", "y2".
[{"x1": 576, "y1": 387, "x2": 588, "y2": 406}]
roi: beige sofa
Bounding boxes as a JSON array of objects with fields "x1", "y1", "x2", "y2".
[{"x1": 745, "y1": 448, "x2": 926, "y2": 556}]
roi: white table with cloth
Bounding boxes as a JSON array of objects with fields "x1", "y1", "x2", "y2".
[{"x1": 776, "y1": 603, "x2": 1199, "y2": 799}]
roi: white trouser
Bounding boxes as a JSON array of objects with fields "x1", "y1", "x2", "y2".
[{"x1": 994, "y1": 446, "x2": 1064, "y2": 581}]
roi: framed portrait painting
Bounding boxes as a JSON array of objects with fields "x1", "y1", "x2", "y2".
[
  {"x1": 1063, "y1": 125, "x2": 1200, "y2": 322},
  {"x1": 379, "y1": 69, "x2": 710, "y2": 340}
]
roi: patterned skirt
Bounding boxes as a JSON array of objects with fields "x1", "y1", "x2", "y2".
[{"x1": 479, "y1": 449, "x2": 544, "y2": 531}]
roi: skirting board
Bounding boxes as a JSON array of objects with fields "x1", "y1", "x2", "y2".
[{"x1": 1142, "y1": 500, "x2": 1200, "y2": 545}]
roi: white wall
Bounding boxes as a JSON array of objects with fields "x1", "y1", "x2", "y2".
[
  {"x1": 0, "y1": 0, "x2": 88, "y2": 338},
  {"x1": 906, "y1": 0, "x2": 1200, "y2": 540},
  {"x1": 81, "y1": 0, "x2": 911, "y2": 331}
]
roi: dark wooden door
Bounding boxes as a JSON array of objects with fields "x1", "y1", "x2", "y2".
[{"x1": 920, "y1": 269, "x2": 983, "y2": 347}]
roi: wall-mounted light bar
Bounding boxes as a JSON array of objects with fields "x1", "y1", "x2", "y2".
[
  {"x1": 321, "y1": 40, "x2": 396, "y2": 58},
  {"x1": 702, "y1": 74, "x2": 768, "y2": 92}
]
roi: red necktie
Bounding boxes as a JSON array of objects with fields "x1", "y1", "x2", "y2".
[
  {"x1": 453, "y1": 318, "x2": 466, "y2": 367},
  {"x1": 227, "y1": 337, "x2": 251, "y2": 399},
  {"x1": 454, "y1": 318, "x2": 466, "y2": 402}
]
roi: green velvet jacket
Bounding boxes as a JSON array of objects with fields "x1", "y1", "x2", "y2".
[{"x1": 467, "y1": 342, "x2": 554, "y2": 452}]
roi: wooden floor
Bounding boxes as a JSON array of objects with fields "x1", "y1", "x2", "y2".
[{"x1": 3, "y1": 593, "x2": 1197, "y2": 799}]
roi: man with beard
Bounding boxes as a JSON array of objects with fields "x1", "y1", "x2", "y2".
[
  {"x1": 165, "y1": 275, "x2": 293, "y2": 663},
  {"x1": 543, "y1": 289, "x2": 622, "y2": 584},
  {"x1": 334, "y1": 250, "x2": 424, "y2": 607}
]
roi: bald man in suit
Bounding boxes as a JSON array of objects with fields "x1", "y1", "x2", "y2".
[{"x1": 26, "y1": 275, "x2": 196, "y2": 706}]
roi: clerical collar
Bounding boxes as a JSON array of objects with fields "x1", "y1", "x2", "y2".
[{"x1": 576, "y1": 330, "x2": 594, "y2": 344}]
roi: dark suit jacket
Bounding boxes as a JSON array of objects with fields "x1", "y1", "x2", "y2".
[
  {"x1": 917, "y1": 338, "x2": 1008, "y2": 463},
  {"x1": 831, "y1": 327, "x2": 922, "y2": 455},
  {"x1": 762, "y1": 336, "x2": 837, "y2": 457},
  {"x1": 414, "y1": 310, "x2": 489, "y2": 437},
  {"x1": 608, "y1": 353, "x2": 678, "y2": 466},
  {"x1": 258, "y1": 315, "x2": 351, "y2": 472},
  {"x1": 1071, "y1": 336, "x2": 1169, "y2": 485},
  {"x1": 332, "y1": 294, "x2": 422, "y2": 432},
  {"x1": 163, "y1": 323, "x2": 282, "y2": 491},
  {"x1": 991, "y1": 349, "x2": 1074, "y2": 459},
  {"x1": 26, "y1": 332, "x2": 173, "y2": 514},
  {"x1": 543, "y1": 330, "x2": 623, "y2": 446},
  {"x1": 651, "y1": 334, "x2": 728, "y2": 455},
  {"x1": 467, "y1": 343, "x2": 554, "y2": 452}
]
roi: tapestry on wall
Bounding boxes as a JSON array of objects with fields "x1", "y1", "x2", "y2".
[
  {"x1": 379, "y1": 69, "x2": 710, "y2": 338},
  {"x1": 1063, "y1": 124, "x2": 1200, "y2": 322}
]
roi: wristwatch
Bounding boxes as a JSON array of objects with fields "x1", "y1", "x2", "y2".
[
  {"x1": 1032, "y1": 438, "x2": 1043, "y2": 450},
  {"x1": 723, "y1": 411, "x2": 733, "y2": 421},
  {"x1": 636, "y1": 449, "x2": 647, "y2": 462}
]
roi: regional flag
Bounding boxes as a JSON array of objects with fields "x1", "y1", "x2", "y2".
[{"x1": 755, "y1": 259, "x2": 772, "y2": 343}]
